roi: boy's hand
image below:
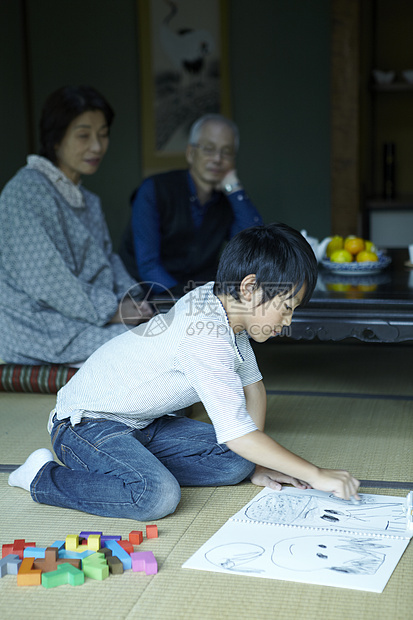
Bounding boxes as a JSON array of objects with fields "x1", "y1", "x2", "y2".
[
  {"x1": 251, "y1": 465, "x2": 312, "y2": 492},
  {"x1": 309, "y1": 468, "x2": 360, "y2": 501}
]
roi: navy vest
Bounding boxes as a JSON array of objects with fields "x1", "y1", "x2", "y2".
[{"x1": 120, "y1": 170, "x2": 234, "y2": 289}]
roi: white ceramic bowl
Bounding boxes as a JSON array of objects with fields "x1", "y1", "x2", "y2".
[
  {"x1": 372, "y1": 69, "x2": 395, "y2": 84},
  {"x1": 402, "y1": 70, "x2": 413, "y2": 84}
]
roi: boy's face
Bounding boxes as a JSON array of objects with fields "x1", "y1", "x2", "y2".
[{"x1": 234, "y1": 282, "x2": 306, "y2": 343}]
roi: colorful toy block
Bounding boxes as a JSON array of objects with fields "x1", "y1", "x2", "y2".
[
  {"x1": 97, "y1": 547, "x2": 112, "y2": 559},
  {"x1": 2, "y1": 539, "x2": 36, "y2": 559},
  {"x1": 17, "y1": 557, "x2": 42, "y2": 586},
  {"x1": 117, "y1": 539, "x2": 134, "y2": 554},
  {"x1": 0, "y1": 554, "x2": 21, "y2": 578},
  {"x1": 58, "y1": 548, "x2": 95, "y2": 561},
  {"x1": 146, "y1": 525, "x2": 158, "y2": 539},
  {"x1": 129, "y1": 530, "x2": 143, "y2": 545},
  {"x1": 65, "y1": 533, "x2": 100, "y2": 553},
  {"x1": 24, "y1": 540, "x2": 65, "y2": 559},
  {"x1": 41, "y1": 563, "x2": 84, "y2": 588},
  {"x1": 102, "y1": 539, "x2": 131, "y2": 570},
  {"x1": 33, "y1": 547, "x2": 80, "y2": 572},
  {"x1": 82, "y1": 552, "x2": 109, "y2": 580},
  {"x1": 107, "y1": 556, "x2": 124, "y2": 575},
  {"x1": 24, "y1": 547, "x2": 47, "y2": 559},
  {"x1": 131, "y1": 551, "x2": 158, "y2": 575},
  {"x1": 100, "y1": 535, "x2": 122, "y2": 542},
  {"x1": 3, "y1": 525, "x2": 160, "y2": 587}
]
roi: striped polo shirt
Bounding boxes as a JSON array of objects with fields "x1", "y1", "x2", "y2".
[{"x1": 55, "y1": 282, "x2": 262, "y2": 444}]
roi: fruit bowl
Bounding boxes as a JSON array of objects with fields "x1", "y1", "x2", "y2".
[{"x1": 320, "y1": 252, "x2": 392, "y2": 276}]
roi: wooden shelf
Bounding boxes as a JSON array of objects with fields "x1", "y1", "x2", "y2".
[
  {"x1": 371, "y1": 82, "x2": 413, "y2": 92},
  {"x1": 366, "y1": 196, "x2": 413, "y2": 210}
]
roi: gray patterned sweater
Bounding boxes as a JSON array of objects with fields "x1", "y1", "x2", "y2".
[{"x1": 0, "y1": 160, "x2": 139, "y2": 364}]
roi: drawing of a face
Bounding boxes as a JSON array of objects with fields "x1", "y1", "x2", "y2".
[
  {"x1": 205, "y1": 543, "x2": 265, "y2": 573},
  {"x1": 271, "y1": 535, "x2": 389, "y2": 574}
]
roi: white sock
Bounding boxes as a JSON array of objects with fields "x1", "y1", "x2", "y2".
[{"x1": 8, "y1": 449, "x2": 54, "y2": 492}]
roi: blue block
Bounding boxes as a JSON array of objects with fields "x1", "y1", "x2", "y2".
[
  {"x1": 102, "y1": 539, "x2": 131, "y2": 570},
  {"x1": 0, "y1": 554, "x2": 21, "y2": 577},
  {"x1": 59, "y1": 548, "x2": 95, "y2": 560},
  {"x1": 24, "y1": 547, "x2": 47, "y2": 559}
]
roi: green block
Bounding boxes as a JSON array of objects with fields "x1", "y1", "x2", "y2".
[
  {"x1": 82, "y1": 552, "x2": 109, "y2": 580},
  {"x1": 42, "y1": 563, "x2": 84, "y2": 588}
]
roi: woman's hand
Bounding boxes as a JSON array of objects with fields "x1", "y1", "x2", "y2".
[
  {"x1": 251, "y1": 465, "x2": 312, "y2": 492},
  {"x1": 110, "y1": 298, "x2": 154, "y2": 325}
]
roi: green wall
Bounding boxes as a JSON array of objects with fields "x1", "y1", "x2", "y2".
[{"x1": 0, "y1": 0, "x2": 331, "y2": 249}]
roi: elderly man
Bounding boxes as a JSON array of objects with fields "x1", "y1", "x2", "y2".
[{"x1": 119, "y1": 114, "x2": 262, "y2": 296}]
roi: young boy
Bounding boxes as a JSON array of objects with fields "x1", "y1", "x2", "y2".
[{"x1": 9, "y1": 223, "x2": 360, "y2": 520}]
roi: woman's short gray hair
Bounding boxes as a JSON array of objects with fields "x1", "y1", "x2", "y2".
[{"x1": 188, "y1": 114, "x2": 240, "y2": 151}]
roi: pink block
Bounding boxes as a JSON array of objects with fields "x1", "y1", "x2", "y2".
[{"x1": 131, "y1": 551, "x2": 158, "y2": 575}]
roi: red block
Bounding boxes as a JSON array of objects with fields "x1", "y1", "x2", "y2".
[
  {"x1": 117, "y1": 540, "x2": 134, "y2": 554},
  {"x1": 2, "y1": 539, "x2": 36, "y2": 560},
  {"x1": 146, "y1": 525, "x2": 158, "y2": 539},
  {"x1": 129, "y1": 531, "x2": 143, "y2": 545}
]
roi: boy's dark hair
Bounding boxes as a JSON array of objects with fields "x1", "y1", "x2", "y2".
[
  {"x1": 39, "y1": 85, "x2": 115, "y2": 164},
  {"x1": 215, "y1": 222, "x2": 317, "y2": 305}
]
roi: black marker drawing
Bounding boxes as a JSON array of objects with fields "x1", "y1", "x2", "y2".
[
  {"x1": 205, "y1": 543, "x2": 265, "y2": 573},
  {"x1": 245, "y1": 492, "x2": 406, "y2": 533},
  {"x1": 271, "y1": 535, "x2": 391, "y2": 575}
]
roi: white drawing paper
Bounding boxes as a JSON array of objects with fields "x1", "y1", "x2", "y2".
[{"x1": 183, "y1": 487, "x2": 412, "y2": 593}]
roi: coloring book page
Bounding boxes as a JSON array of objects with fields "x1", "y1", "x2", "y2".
[{"x1": 183, "y1": 487, "x2": 412, "y2": 593}]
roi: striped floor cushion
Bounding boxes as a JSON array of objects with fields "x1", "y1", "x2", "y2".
[{"x1": 0, "y1": 364, "x2": 78, "y2": 393}]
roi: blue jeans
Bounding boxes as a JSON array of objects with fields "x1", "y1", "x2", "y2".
[{"x1": 31, "y1": 415, "x2": 255, "y2": 521}]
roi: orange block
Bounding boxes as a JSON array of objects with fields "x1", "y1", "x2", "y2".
[
  {"x1": 17, "y1": 557, "x2": 42, "y2": 586},
  {"x1": 146, "y1": 525, "x2": 158, "y2": 539}
]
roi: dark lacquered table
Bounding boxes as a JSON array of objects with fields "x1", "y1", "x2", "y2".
[
  {"x1": 290, "y1": 250, "x2": 413, "y2": 343},
  {"x1": 150, "y1": 251, "x2": 413, "y2": 344}
]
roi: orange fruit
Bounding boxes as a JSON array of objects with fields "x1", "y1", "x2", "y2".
[
  {"x1": 356, "y1": 250, "x2": 378, "y2": 262},
  {"x1": 326, "y1": 235, "x2": 343, "y2": 258},
  {"x1": 330, "y1": 249, "x2": 353, "y2": 263},
  {"x1": 344, "y1": 236, "x2": 365, "y2": 255},
  {"x1": 326, "y1": 283, "x2": 351, "y2": 291}
]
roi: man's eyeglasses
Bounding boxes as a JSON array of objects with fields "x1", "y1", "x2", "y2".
[{"x1": 191, "y1": 143, "x2": 235, "y2": 160}]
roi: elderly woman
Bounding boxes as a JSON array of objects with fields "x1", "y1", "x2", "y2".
[{"x1": 0, "y1": 85, "x2": 152, "y2": 365}]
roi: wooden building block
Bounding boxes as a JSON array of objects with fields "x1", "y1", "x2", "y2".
[
  {"x1": 102, "y1": 539, "x2": 131, "y2": 570},
  {"x1": 117, "y1": 539, "x2": 134, "y2": 554},
  {"x1": 129, "y1": 530, "x2": 143, "y2": 545},
  {"x1": 131, "y1": 551, "x2": 158, "y2": 575},
  {"x1": 146, "y1": 525, "x2": 158, "y2": 539},
  {"x1": 42, "y1": 563, "x2": 84, "y2": 588},
  {"x1": 17, "y1": 557, "x2": 42, "y2": 586},
  {"x1": 107, "y1": 556, "x2": 124, "y2": 575},
  {"x1": 2, "y1": 539, "x2": 36, "y2": 559},
  {"x1": 82, "y1": 552, "x2": 109, "y2": 580},
  {"x1": 0, "y1": 554, "x2": 21, "y2": 578}
]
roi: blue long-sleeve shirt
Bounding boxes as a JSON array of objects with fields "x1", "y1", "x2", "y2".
[{"x1": 132, "y1": 171, "x2": 263, "y2": 292}]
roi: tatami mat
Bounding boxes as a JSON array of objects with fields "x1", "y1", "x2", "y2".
[{"x1": 1, "y1": 341, "x2": 412, "y2": 619}]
